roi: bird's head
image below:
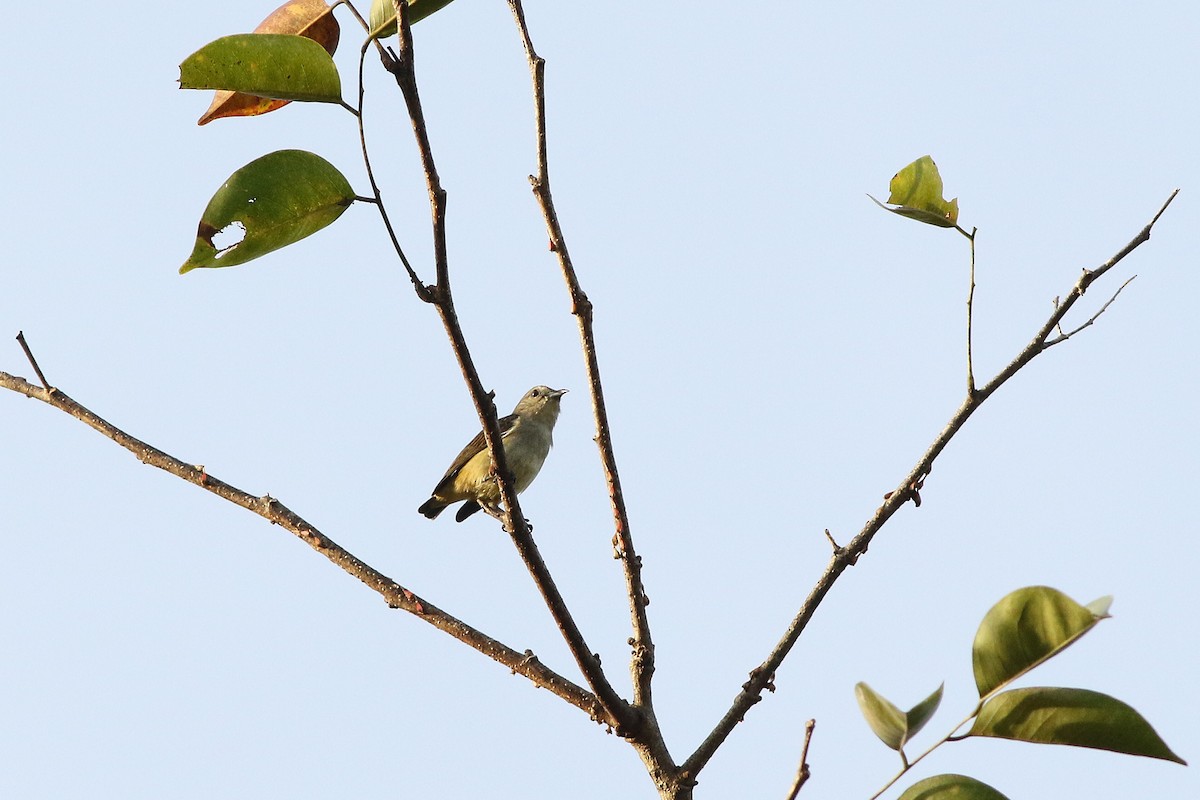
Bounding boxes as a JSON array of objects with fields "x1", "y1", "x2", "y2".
[{"x1": 514, "y1": 385, "x2": 568, "y2": 422}]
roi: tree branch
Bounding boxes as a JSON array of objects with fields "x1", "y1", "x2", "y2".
[
  {"x1": 505, "y1": 0, "x2": 655, "y2": 714},
  {"x1": 681, "y1": 189, "x2": 1178, "y2": 779},
  {"x1": 783, "y1": 719, "x2": 816, "y2": 800},
  {"x1": 381, "y1": 0, "x2": 634, "y2": 732},
  {"x1": 0, "y1": 369, "x2": 603, "y2": 719}
]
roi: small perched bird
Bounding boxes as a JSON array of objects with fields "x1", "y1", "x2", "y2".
[{"x1": 418, "y1": 386, "x2": 567, "y2": 523}]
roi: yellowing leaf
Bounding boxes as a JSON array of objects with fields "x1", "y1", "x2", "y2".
[
  {"x1": 869, "y1": 155, "x2": 960, "y2": 228},
  {"x1": 190, "y1": 0, "x2": 341, "y2": 125}
]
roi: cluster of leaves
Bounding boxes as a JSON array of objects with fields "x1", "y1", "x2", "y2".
[
  {"x1": 176, "y1": 0, "x2": 455, "y2": 274},
  {"x1": 855, "y1": 587, "x2": 1184, "y2": 799}
]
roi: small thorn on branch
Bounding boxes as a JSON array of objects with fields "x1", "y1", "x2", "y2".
[
  {"x1": 823, "y1": 528, "x2": 842, "y2": 553},
  {"x1": 1053, "y1": 295, "x2": 1066, "y2": 338},
  {"x1": 743, "y1": 666, "x2": 775, "y2": 693},
  {"x1": 15, "y1": 331, "x2": 52, "y2": 391},
  {"x1": 612, "y1": 532, "x2": 625, "y2": 559},
  {"x1": 883, "y1": 468, "x2": 928, "y2": 508},
  {"x1": 400, "y1": 586, "x2": 425, "y2": 614},
  {"x1": 1078, "y1": 266, "x2": 1094, "y2": 294},
  {"x1": 516, "y1": 649, "x2": 541, "y2": 673}
]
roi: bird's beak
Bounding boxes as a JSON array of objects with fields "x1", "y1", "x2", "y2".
[{"x1": 550, "y1": 388, "x2": 568, "y2": 397}]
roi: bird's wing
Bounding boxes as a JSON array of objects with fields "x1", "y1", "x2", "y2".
[{"x1": 433, "y1": 412, "x2": 521, "y2": 490}]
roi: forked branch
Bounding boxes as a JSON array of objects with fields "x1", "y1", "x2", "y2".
[
  {"x1": 681, "y1": 189, "x2": 1178, "y2": 780},
  {"x1": 381, "y1": 0, "x2": 634, "y2": 732},
  {"x1": 505, "y1": 0, "x2": 655, "y2": 711}
]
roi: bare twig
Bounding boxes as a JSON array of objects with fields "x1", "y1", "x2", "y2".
[
  {"x1": 822, "y1": 529, "x2": 841, "y2": 553},
  {"x1": 383, "y1": 0, "x2": 633, "y2": 732},
  {"x1": 1045, "y1": 275, "x2": 1136, "y2": 347},
  {"x1": 959, "y1": 226, "x2": 978, "y2": 395},
  {"x1": 0, "y1": 369, "x2": 603, "y2": 719},
  {"x1": 505, "y1": 0, "x2": 654, "y2": 711},
  {"x1": 1052, "y1": 296, "x2": 1067, "y2": 338},
  {"x1": 783, "y1": 719, "x2": 816, "y2": 800},
  {"x1": 15, "y1": 331, "x2": 51, "y2": 391},
  {"x1": 682, "y1": 190, "x2": 1177, "y2": 779}
]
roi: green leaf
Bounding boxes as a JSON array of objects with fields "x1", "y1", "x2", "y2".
[
  {"x1": 897, "y1": 774, "x2": 1012, "y2": 800},
  {"x1": 369, "y1": 0, "x2": 457, "y2": 39},
  {"x1": 180, "y1": 34, "x2": 342, "y2": 104},
  {"x1": 906, "y1": 682, "x2": 944, "y2": 742},
  {"x1": 970, "y1": 687, "x2": 1186, "y2": 765},
  {"x1": 972, "y1": 586, "x2": 1105, "y2": 698},
  {"x1": 869, "y1": 155, "x2": 960, "y2": 228},
  {"x1": 855, "y1": 682, "x2": 907, "y2": 750},
  {"x1": 855, "y1": 682, "x2": 943, "y2": 751},
  {"x1": 180, "y1": 150, "x2": 355, "y2": 273}
]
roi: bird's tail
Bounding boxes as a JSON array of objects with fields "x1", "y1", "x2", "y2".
[
  {"x1": 455, "y1": 501, "x2": 482, "y2": 522},
  {"x1": 418, "y1": 497, "x2": 446, "y2": 519}
]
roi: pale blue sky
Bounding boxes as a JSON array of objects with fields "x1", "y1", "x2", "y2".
[{"x1": 3, "y1": 2, "x2": 1197, "y2": 798}]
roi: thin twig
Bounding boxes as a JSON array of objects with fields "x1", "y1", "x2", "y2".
[
  {"x1": 1045, "y1": 275, "x2": 1136, "y2": 347},
  {"x1": 822, "y1": 529, "x2": 841, "y2": 553},
  {"x1": 783, "y1": 719, "x2": 816, "y2": 800},
  {"x1": 15, "y1": 331, "x2": 50, "y2": 390},
  {"x1": 681, "y1": 190, "x2": 1177, "y2": 779},
  {"x1": 505, "y1": 0, "x2": 654, "y2": 712},
  {"x1": 0, "y1": 369, "x2": 603, "y2": 719},
  {"x1": 384, "y1": 0, "x2": 633, "y2": 732},
  {"x1": 1052, "y1": 296, "x2": 1067, "y2": 338},
  {"x1": 959, "y1": 226, "x2": 978, "y2": 395},
  {"x1": 345, "y1": 1, "x2": 429, "y2": 300}
]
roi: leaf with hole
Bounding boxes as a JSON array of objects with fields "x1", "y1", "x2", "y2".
[{"x1": 180, "y1": 150, "x2": 355, "y2": 273}]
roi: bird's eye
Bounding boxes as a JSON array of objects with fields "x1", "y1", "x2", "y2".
[{"x1": 531, "y1": 389, "x2": 540, "y2": 397}]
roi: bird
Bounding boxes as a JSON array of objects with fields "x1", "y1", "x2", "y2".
[{"x1": 418, "y1": 386, "x2": 567, "y2": 523}]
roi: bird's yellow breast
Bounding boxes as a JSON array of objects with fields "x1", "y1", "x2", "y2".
[{"x1": 448, "y1": 418, "x2": 553, "y2": 502}]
